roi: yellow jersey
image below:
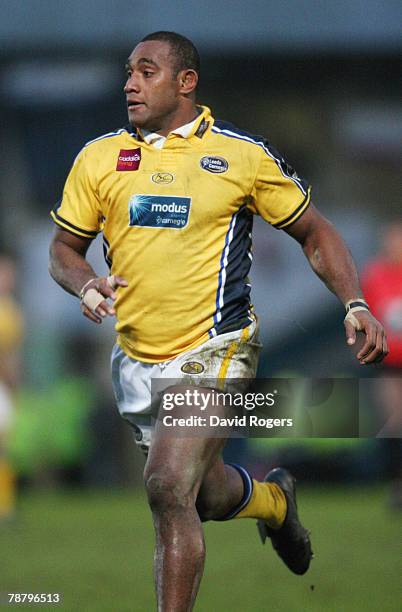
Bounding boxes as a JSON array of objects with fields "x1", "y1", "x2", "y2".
[{"x1": 51, "y1": 106, "x2": 311, "y2": 362}]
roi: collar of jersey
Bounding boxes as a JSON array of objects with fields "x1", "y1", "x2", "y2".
[
  {"x1": 130, "y1": 105, "x2": 213, "y2": 146},
  {"x1": 140, "y1": 115, "x2": 198, "y2": 145}
]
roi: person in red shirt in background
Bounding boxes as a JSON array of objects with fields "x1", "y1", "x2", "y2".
[{"x1": 362, "y1": 222, "x2": 402, "y2": 506}]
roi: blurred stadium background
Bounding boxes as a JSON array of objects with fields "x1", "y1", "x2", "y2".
[{"x1": 0, "y1": 1, "x2": 401, "y2": 610}]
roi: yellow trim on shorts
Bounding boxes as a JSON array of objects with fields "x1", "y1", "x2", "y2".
[{"x1": 217, "y1": 325, "x2": 251, "y2": 385}]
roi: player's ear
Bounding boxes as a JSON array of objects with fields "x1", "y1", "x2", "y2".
[{"x1": 178, "y1": 69, "x2": 198, "y2": 95}]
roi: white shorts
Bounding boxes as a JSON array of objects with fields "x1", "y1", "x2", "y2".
[{"x1": 111, "y1": 319, "x2": 262, "y2": 452}]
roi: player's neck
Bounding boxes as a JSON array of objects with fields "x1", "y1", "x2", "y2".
[{"x1": 151, "y1": 103, "x2": 199, "y2": 137}]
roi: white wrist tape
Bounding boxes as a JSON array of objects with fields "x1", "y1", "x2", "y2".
[
  {"x1": 344, "y1": 299, "x2": 369, "y2": 331},
  {"x1": 82, "y1": 287, "x2": 104, "y2": 311},
  {"x1": 79, "y1": 277, "x2": 97, "y2": 300},
  {"x1": 344, "y1": 308, "x2": 368, "y2": 331},
  {"x1": 80, "y1": 275, "x2": 117, "y2": 312}
]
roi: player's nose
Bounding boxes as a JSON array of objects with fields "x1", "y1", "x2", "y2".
[{"x1": 124, "y1": 74, "x2": 140, "y2": 94}]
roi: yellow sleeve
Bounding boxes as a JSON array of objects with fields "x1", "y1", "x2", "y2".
[
  {"x1": 251, "y1": 144, "x2": 311, "y2": 229},
  {"x1": 50, "y1": 147, "x2": 103, "y2": 238}
]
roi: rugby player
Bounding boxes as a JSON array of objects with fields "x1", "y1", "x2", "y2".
[{"x1": 49, "y1": 31, "x2": 388, "y2": 611}]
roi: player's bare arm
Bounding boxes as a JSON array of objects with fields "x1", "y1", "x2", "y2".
[
  {"x1": 285, "y1": 204, "x2": 389, "y2": 364},
  {"x1": 49, "y1": 228, "x2": 128, "y2": 324}
]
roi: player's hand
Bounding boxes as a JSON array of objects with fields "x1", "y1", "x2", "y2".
[
  {"x1": 80, "y1": 275, "x2": 128, "y2": 324},
  {"x1": 344, "y1": 310, "x2": 389, "y2": 364}
]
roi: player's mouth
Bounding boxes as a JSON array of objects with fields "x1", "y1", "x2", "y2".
[{"x1": 127, "y1": 101, "x2": 145, "y2": 110}]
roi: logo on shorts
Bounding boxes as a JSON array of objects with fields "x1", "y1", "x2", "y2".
[
  {"x1": 116, "y1": 148, "x2": 141, "y2": 171},
  {"x1": 151, "y1": 172, "x2": 174, "y2": 184},
  {"x1": 200, "y1": 156, "x2": 228, "y2": 174},
  {"x1": 181, "y1": 361, "x2": 205, "y2": 374},
  {"x1": 128, "y1": 194, "x2": 191, "y2": 229}
]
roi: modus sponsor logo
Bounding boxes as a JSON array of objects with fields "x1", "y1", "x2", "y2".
[
  {"x1": 128, "y1": 194, "x2": 191, "y2": 229},
  {"x1": 151, "y1": 202, "x2": 187, "y2": 214},
  {"x1": 116, "y1": 148, "x2": 141, "y2": 171},
  {"x1": 200, "y1": 155, "x2": 228, "y2": 174}
]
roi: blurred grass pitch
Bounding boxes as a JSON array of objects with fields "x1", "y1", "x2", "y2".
[{"x1": 0, "y1": 487, "x2": 400, "y2": 611}]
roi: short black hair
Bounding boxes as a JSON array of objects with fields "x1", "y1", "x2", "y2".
[{"x1": 140, "y1": 31, "x2": 200, "y2": 78}]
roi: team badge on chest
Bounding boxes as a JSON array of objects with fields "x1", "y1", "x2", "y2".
[{"x1": 151, "y1": 172, "x2": 175, "y2": 184}]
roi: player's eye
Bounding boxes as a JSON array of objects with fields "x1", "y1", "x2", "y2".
[
  {"x1": 125, "y1": 70, "x2": 132, "y2": 78},
  {"x1": 143, "y1": 70, "x2": 154, "y2": 78}
]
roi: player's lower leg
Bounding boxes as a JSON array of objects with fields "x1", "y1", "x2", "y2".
[
  {"x1": 144, "y1": 401, "x2": 228, "y2": 612},
  {"x1": 146, "y1": 476, "x2": 205, "y2": 612},
  {"x1": 197, "y1": 461, "x2": 312, "y2": 575},
  {"x1": 197, "y1": 461, "x2": 286, "y2": 527}
]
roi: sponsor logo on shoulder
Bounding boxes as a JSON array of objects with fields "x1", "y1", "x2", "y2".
[
  {"x1": 181, "y1": 361, "x2": 205, "y2": 374},
  {"x1": 116, "y1": 148, "x2": 141, "y2": 171},
  {"x1": 200, "y1": 156, "x2": 228, "y2": 174},
  {"x1": 151, "y1": 172, "x2": 174, "y2": 184},
  {"x1": 128, "y1": 195, "x2": 191, "y2": 229}
]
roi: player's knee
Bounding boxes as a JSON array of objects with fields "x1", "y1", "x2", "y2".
[{"x1": 144, "y1": 470, "x2": 193, "y2": 514}]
